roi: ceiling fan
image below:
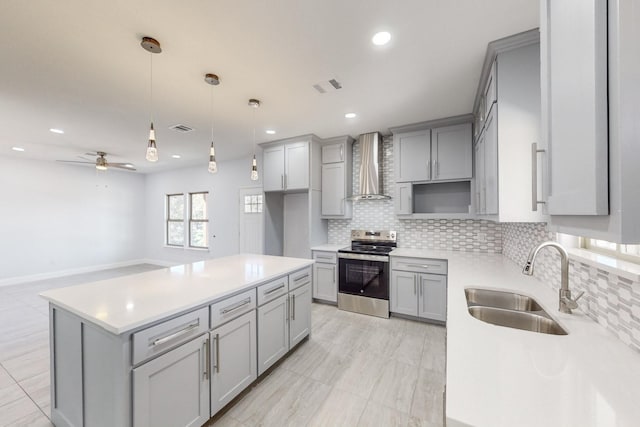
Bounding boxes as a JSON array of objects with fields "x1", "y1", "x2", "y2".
[{"x1": 57, "y1": 152, "x2": 136, "y2": 171}]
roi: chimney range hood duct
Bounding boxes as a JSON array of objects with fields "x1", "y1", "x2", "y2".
[{"x1": 350, "y1": 132, "x2": 390, "y2": 200}]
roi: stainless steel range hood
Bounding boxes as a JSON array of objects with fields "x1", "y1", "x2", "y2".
[{"x1": 350, "y1": 132, "x2": 390, "y2": 200}]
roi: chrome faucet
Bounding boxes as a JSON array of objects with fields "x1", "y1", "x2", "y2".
[{"x1": 522, "y1": 241, "x2": 584, "y2": 314}]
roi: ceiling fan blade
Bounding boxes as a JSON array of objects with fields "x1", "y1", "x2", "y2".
[
  {"x1": 108, "y1": 164, "x2": 137, "y2": 171},
  {"x1": 57, "y1": 160, "x2": 95, "y2": 164},
  {"x1": 108, "y1": 162, "x2": 133, "y2": 166}
]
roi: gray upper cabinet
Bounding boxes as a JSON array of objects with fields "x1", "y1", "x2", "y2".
[
  {"x1": 395, "y1": 183, "x2": 413, "y2": 216},
  {"x1": 542, "y1": 0, "x2": 608, "y2": 216},
  {"x1": 472, "y1": 30, "x2": 545, "y2": 222},
  {"x1": 262, "y1": 141, "x2": 309, "y2": 192},
  {"x1": 133, "y1": 334, "x2": 210, "y2": 427},
  {"x1": 394, "y1": 130, "x2": 431, "y2": 183},
  {"x1": 394, "y1": 123, "x2": 472, "y2": 184},
  {"x1": 320, "y1": 136, "x2": 353, "y2": 218},
  {"x1": 541, "y1": 0, "x2": 640, "y2": 243},
  {"x1": 431, "y1": 124, "x2": 472, "y2": 181}
]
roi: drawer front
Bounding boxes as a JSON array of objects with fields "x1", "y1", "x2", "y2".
[
  {"x1": 391, "y1": 257, "x2": 447, "y2": 275},
  {"x1": 312, "y1": 251, "x2": 337, "y2": 264},
  {"x1": 289, "y1": 266, "x2": 312, "y2": 291},
  {"x1": 132, "y1": 307, "x2": 209, "y2": 366},
  {"x1": 210, "y1": 288, "x2": 257, "y2": 329},
  {"x1": 257, "y1": 276, "x2": 289, "y2": 306}
]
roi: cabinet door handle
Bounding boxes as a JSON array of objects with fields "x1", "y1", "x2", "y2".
[
  {"x1": 427, "y1": 160, "x2": 431, "y2": 178},
  {"x1": 332, "y1": 266, "x2": 336, "y2": 283},
  {"x1": 340, "y1": 146, "x2": 344, "y2": 161},
  {"x1": 221, "y1": 298, "x2": 251, "y2": 315},
  {"x1": 203, "y1": 338, "x2": 210, "y2": 380},
  {"x1": 284, "y1": 174, "x2": 287, "y2": 189},
  {"x1": 264, "y1": 283, "x2": 285, "y2": 296},
  {"x1": 214, "y1": 333, "x2": 220, "y2": 373},
  {"x1": 414, "y1": 276, "x2": 417, "y2": 295},
  {"x1": 281, "y1": 174, "x2": 284, "y2": 189},
  {"x1": 436, "y1": 160, "x2": 440, "y2": 178},
  {"x1": 294, "y1": 273, "x2": 310, "y2": 283},
  {"x1": 419, "y1": 278, "x2": 423, "y2": 296},
  {"x1": 531, "y1": 142, "x2": 546, "y2": 211},
  {"x1": 151, "y1": 321, "x2": 199, "y2": 347},
  {"x1": 291, "y1": 294, "x2": 296, "y2": 320}
]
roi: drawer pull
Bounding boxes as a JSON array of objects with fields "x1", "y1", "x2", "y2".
[
  {"x1": 315, "y1": 255, "x2": 333, "y2": 260},
  {"x1": 151, "y1": 322, "x2": 199, "y2": 347},
  {"x1": 221, "y1": 298, "x2": 252, "y2": 315},
  {"x1": 406, "y1": 263, "x2": 432, "y2": 269},
  {"x1": 264, "y1": 284, "x2": 285, "y2": 296},
  {"x1": 294, "y1": 273, "x2": 310, "y2": 283}
]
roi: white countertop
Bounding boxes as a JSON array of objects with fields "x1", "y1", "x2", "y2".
[
  {"x1": 310, "y1": 243, "x2": 349, "y2": 252},
  {"x1": 40, "y1": 254, "x2": 314, "y2": 335},
  {"x1": 403, "y1": 250, "x2": 640, "y2": 427}
]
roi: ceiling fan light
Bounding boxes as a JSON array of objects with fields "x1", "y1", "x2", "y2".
[
  {"x1": 96, "y1": 164, "x2": 108, "y2": 171},
  {"x1": 208, "y1": 142, "x2": 217, "y2": 174}
]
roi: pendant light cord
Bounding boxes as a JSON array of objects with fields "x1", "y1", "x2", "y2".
[
  {"x1": 149, "y1": 53, "x2": 153, "y2": 123},
  {"x1": 210, "y1": 84, "x2": 214, "y2": 141}
]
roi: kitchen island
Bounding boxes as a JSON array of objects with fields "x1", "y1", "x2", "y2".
[{"x1": 40, "y1": 254, "x2": 314, "y2": 427}]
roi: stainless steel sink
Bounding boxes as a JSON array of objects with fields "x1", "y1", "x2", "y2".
[
  {"x1": 467, "y1": 306, "x2": 568, "y2": 335},
  {"x1": 465, "y1": 288, "x2": 543, "y2": 312},
  {"x1": 465, "y1": 288, "x2": 568, "y2": 335}
]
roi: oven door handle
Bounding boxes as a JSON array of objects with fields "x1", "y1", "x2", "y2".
[{"x1": 338, "y1": 252, "x2": 389, "y2": 262}]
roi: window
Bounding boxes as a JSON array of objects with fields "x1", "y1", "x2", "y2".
[
  {"x1": 166, "y1": 194, "x2": 185, "y2": 246},
  {"x1": 189, "y1": 192, "x2": 208, "y2": 248},
  {"x1": 243, "y1": 194, "x2": 263, "y2": 213},
  {"x1": 583, "y1": 238, "x2": 640, "y2": 263},
  {"x1": 166, "y1": 192, "x2": 208, "y2": 249}
]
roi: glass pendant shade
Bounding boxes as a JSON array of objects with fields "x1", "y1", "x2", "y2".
[
  {"x1": 146, "y1": 123, "x2": 158, "y2": 162},
  {"x1": 208, "y1": 142, "x2": 217, "y2": 174},
  {"x1": 250, "y1": 155, "x2": 259, "y2": 181}
]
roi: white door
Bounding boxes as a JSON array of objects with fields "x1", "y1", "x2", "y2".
[
  {"x1": 289, "y1": 282, "x2": 312, "y2": 348},
  {"x1": 313, "y1": 262, "x2": 337, "y2": 302},
  {"x1": 394, "y1": 130, "x2": 431, "y2": 182},
  {"x1": 239, "y1": 188, "x2": 264, "y2": 254},
  {"x1": 133, "y1": 334, "x2": 209, "y2": 427},
  {"x1": 321, "y1": 163, "x2": 345, "y2": 216},
  {"x1": 390, "y1": 270, "x2": 418, "y2": 316},
  {"x1": 418, "y1": 274, "x2": 447, "y2": 322},
  {"x1": 257, "y1": 294, "x2": 289, "y2": 376},
  {"x1": 210, "y1": 310, "x2": 257, "y2": 416},
  {"x1": 432, "y1": 123, "x2": 472, "y2": 181}
]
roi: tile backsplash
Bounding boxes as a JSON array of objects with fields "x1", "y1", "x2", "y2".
[
  {"x1": 327, "y1": 136, "x2": 503, "y2": 252},
  {"x1": 502, "y1": 223, "x2": 640, "y2": 353}
]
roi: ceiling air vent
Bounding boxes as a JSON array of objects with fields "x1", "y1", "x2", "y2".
[
  {"x1": 312, "y1": 78, "x2": 343, "y2": 94},
  {"x1": 169, "y1": 124, "x2": 194, "y2": 133}
]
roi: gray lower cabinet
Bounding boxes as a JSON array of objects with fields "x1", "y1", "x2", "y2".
[
  {"x1": 312, "y1": 258, "x2": 337, "y2": 303},
  {"x1": 390, "y1": 257, "x2": 447, "y2": 323},
  {"x1": 257, "y1": 293, "x2": 290, "y2": 376},
  {"x1": 289, "y1": 282, "x2": 312, "y2": 347},
  {"x1": 210, "y1": 310, "x2": 257, "y2": 416},
  {"x1": 133, "y1": 333, "x2": 210, "y2": 427}
]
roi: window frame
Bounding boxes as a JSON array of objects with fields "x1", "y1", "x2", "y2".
[
  {"x1": 166, "y1": 193, "x2": 186, "y2": 247},
  {"x1": 583, "y1": 237, "x2": 640, "y2": 264},
  {"x1": 188, "y1": 191, "x2": 209, "y2": 249}
]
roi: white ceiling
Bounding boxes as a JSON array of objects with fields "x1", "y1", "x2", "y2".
[{"x1": 0, "y1": 0, "x2": 538, "y2": 173}]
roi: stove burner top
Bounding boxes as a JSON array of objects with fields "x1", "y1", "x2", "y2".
[{"x1": 339, "y1": 244, "x2": 395, "y2": 256}]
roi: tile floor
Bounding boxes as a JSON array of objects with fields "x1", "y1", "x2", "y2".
[{"x1": 0, "y1": 265, "x2": 446, "y2": 427}]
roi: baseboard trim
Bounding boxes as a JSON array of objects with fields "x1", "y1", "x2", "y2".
[{"x1": 0, "y1": 259, "x2": 173, "y2": 288}]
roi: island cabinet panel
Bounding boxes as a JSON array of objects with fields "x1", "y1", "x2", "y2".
[
  {"x1": 289, "y1": 282, "x2": 312, "y2": 348},
  {"x1": 133, "y1": 333, "x2": 209, "y2": 427},
  {"x1": 390, "y1": 270, "x2": 419, "y2": 316},
  {"x1": 418, "y1": 274, "x2": 447, "y2": 322},
  {"x1": 257, "y1": 293, "x2": 290, "y2": 376},
  {"x1": 210, "y1": 310, "x2": 257, "y2": 416}
]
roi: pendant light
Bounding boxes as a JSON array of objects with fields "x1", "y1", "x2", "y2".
[
  {"x1": 204, "y1": 73, "x2": 220, "y2": 174},
  {"x1": 141, "y1": 36, "x2": 162, "y2": 162},
  {"x1": 248, "y1": 99, "x2": 260, "y2": 181}
]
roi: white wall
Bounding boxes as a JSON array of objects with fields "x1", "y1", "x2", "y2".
[
  {"x1": 0, "y1": 156, "x2": 146, "y2": 281},
  {"x1": 144, "y1": 156, "x2": 262, "y2": 264}
]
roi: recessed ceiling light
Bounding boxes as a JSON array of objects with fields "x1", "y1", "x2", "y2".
[
  {"x1": 265, "y1": 130, "x2": 276, "y2": 135},
  {"x1": 372, "y1": 31, "x2": 391, "y2": 46},
  {"x1": 345, "y1": 112, "x2": 357, "y2": 119},
  {"x1": 12, "y1": 146, "x2": 25, "y2": 152},
  {"x1": 49, "y1": 128, "x2": 64, "y2": 134},
  {"x1": 171, "y1": 154, "x2": 181, "y2": 159}
]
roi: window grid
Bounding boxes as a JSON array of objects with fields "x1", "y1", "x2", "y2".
[
  {"x1": 189, "y1": 192, "x2": 209, "y2": 249},
  {"x1": 244, "y1": 194, "x2": 263, "y2": 214},
  {"x1": 584, "y1": 238, "x2": 640, "y2": 264},
  {"x1": 166, "y1": 194, "x2": 185, "y2": 247}
]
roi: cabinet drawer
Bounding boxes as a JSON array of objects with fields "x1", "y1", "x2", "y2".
[
  {"x1": 391, "y1": 257, "x2": 447, "y2": 275},
  {"x1": 289, "y1": 266, "x2": 312, "y2": 291},
  {"x1": 132, "y1": 307, "x2": 208, "y2": 366},
  {"x1": 257, "y1": 276, "x2": 289, "y2": 306},
  {"x1": 210, "y1": 288, "x2": 257, "y2": 329},
  {"x1": 313, "y1": 251, "x2": 337, "y2": 264}
]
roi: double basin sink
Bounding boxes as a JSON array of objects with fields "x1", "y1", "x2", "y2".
[{"x1": 465, "y1": 288, "x2": 567, "y2": 335}]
